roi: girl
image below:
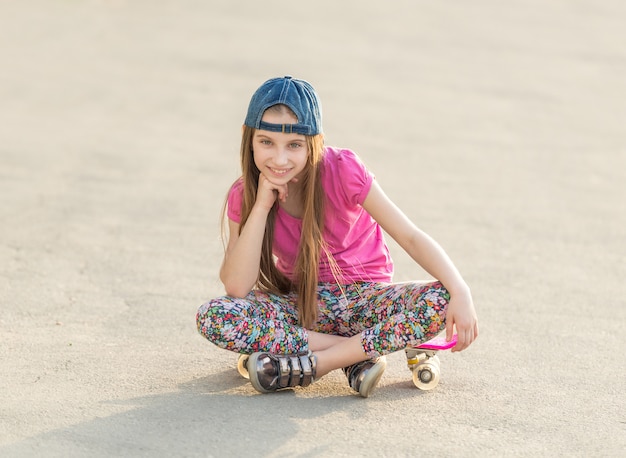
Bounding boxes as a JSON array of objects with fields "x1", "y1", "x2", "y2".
[{"x1": 197, "y1": 76, "x2": 478, "y2": 397}]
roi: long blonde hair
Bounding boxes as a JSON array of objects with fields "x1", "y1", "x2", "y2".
[{"x1": 231, "y1": 105, "x2": 326, "y2": 329}]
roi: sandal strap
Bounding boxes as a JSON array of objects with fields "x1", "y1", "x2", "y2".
[
  {"x1": 287, "y1": 355, "x2": 302, "y2": 387},
  {"x1": 249, "y1": 351, "x2": 317, "y2": 393},
  {"x1": 298, "y1": 353, "x2": 316, "y2": 387},
  {"x1": 277, "y1": 353, "x2": 316, "y2": 388}
]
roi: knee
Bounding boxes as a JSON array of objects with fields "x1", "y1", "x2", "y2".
[
  {"x1": 196, "y1": 300, "x2": 221, "y2": 340},
  {"x1": 430, "y1": 280, "x2": 448, "y2": 295},
  {"x1": 423, "y1": 281, "x2": 450, "y2": 308},
  {"x1": 196, "y1": 297, "x2": 245, "y2": 349}
]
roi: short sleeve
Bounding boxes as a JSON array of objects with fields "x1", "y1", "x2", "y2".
[
  {"x1": 226, "y1": 178, "x2": 244, "y2": 223},
  {"x1": 331, "y1": 148, "x2": 374, "y2": 207}
]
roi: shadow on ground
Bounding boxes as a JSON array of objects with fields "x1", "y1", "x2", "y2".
[{"x1": 0, "y1": 369, "x2": 385, "y2": 457}]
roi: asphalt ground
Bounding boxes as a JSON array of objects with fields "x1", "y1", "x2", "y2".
[{"x1": 1, "y1": 1, "x2": 625, "y2": 456}]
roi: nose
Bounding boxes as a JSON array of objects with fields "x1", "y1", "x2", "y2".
[{"x1": 274, "y1": 147, "x2": 289, "y2": 166}]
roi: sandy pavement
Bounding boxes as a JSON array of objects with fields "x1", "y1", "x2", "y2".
[{"x1": 1, "y1": 1, "x2": 625, "y2": 456}]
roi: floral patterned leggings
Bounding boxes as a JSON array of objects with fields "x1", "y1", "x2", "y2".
[{"x1": 196, "y1": 281, "x2": 449, "y2": 359}]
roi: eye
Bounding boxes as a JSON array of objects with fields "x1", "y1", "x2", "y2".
[
  {"x1": 290, "y1": 142, "x2": 303, "y2": 149},
  {"x1": 259, "y1": 139, "x2": 272, "y2": 145}
]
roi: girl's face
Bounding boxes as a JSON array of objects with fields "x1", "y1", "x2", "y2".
[{"x1": 252, "y1": 109, "x2": 309, "y2": 185}]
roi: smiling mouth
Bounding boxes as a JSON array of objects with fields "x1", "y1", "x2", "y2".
[{"x1": 269, "y1": 167, "x2": 291, "y2": 176}]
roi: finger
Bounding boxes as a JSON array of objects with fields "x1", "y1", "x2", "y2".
[
  {"x1": 451, "y1": 332, "x2": 463, "y2": 352},
  {"x1": 463, "y1": 329, "x2": 471, "y2": 350},
  {"x1": 445, "y1": 319, "x2": 455, "y2": 342},
  {"x1": 455, "y1": 326, "x2": 478, "y2": 352},
  {"x1": 453, "y1": 329, "x2": 470, "y2": 352},
  {"x1": 464, "y1": 325, "x2": 476, "y2": 349},
  {"x1": 449, "y1": 326, "x2": 462, "y2": 352}
]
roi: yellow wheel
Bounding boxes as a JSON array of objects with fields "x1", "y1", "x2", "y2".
[
  {"x1": 237, "y1": 354, "x2": 250, "y2": 379},
  {"x1": 412, "y1": 360, "x2": 441, "y2": 390}
]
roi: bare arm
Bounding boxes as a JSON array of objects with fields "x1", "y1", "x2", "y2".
[
  {"x1": 219, "y1": 206, "x2": 269, "y2": 297},
  {"x1": 362, "y1": 180, "x2": 479, "y2": 351},
  {"x1": 219, "y1": 174, "x2": 293, "y2": 297}
]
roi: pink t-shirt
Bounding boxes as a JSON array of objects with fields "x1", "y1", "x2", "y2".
[{"x1": 227, "y1": 146, "x2": 394, "y2": 283}]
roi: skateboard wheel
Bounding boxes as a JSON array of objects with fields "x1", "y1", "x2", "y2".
[
  {"x1": 412, "y1": 361, "x2": 440, "y2": 390},
  {"x1": 237, "y1": 354, "x2": 250, "y2": 379}
]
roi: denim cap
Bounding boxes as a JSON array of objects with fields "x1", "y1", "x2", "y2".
[{"x1": 244, "y1": 76, "x2": 322, "y2": 135}]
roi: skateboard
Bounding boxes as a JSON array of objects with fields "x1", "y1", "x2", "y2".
[
  {"x1": 236, "y1": 332, "x2": 457, "y2": 390},
  {"x1": 405, "y1": 332, "x2": 457, "y2": 390},
  {"x1": 237, "y1": 332, "x2": 457, "y2": 391}
]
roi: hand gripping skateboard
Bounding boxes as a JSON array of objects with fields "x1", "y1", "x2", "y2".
[{"x1": 405, "y1": 332, "x2": 457, "y2": 390}]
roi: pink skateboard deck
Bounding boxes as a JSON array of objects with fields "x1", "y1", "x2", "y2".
[{"x1": 416, "y1": 333, "x2": 458, "y2": 350}]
